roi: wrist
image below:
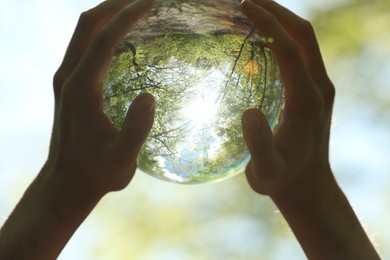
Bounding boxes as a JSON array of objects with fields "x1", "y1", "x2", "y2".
[
  {"x1": 270, "y1": 166, "x2": 380, "y2": 259},
  {"x1": 32, "y1": 162, "x2": 103, "y2": 252},
  {"x1": 270, "y1": 164, "x2": 337, "y2": 213},
  {"x1": 0, "y1": 164, "x2": 103, "y2": 259},
  {"x1": 44, "y1": 156, "x2": 110, "y2": 201},
  {"x1": 40, "y1": 161, "x2": 103, "y2": 213}
]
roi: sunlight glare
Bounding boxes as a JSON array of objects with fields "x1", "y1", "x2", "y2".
[{"x1": 182, "y1": 70, "x2": 223, "y2": 128}]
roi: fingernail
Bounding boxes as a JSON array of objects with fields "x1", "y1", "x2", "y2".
[
  {"x1": 242, "y1": 110, "x2": 263, "y2": 132},
  {"x1": 241, "y1": 0, "x2": 260, "y2": 16},
  {"x1": 241, "y1": 0, "x2": 254, "y2": 6},
  {"x1": 241, "y1": 0, "x2": 254, "y2": 4},
  {"x1": 135, "y1": 93, "x2": 155, "y2": 115},
  {"x1": 243, "y1": 0, "x2": 272, "y2": 4},
  {"x1": 242, "y1": 0, "x2": 272, "y2": 10}
]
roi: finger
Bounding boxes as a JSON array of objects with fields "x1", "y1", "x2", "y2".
[
  {"x1": 241, "y1": 109, "x2": 284, "y2": 181},
  {"x1": 54, "y1": 0, "x2": 139, "y2": 89},
  {"x1": 245, "y1": 161, "x2": 263, "y2": 193},
  {"x1": 111, "y1": 93, "x2": 155, "y2": 165},
  {"x1": 250, "y1": 0, "x2": 330, "y2": 84},
  {"x1": 241, "y1": 0, "x2": 322, "y2": 119},
  {"x1": 74, "y1": 0, "x2": 154, "y2": 88}
]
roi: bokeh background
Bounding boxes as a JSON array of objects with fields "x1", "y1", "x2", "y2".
[{"x1": 1, "y1": 0, "x2": 389, "y2": 259}]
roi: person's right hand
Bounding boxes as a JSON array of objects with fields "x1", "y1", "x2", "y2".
[
  {"x1": 240, "y1": 0, "x2": 335, "y2": 198},
  {"x1": 240, "y1": 1, "x2": 380, "y2": 259}
]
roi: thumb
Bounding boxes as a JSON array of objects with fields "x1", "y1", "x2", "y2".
[
  {"x1": 112, "y1": 93, "x2": 155, "y2": 164},
  {"x1": 241, "y1": 109, "x2": 282, "y2": 183}
]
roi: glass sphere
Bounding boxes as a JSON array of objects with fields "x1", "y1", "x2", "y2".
[{"x1": 103, "y1": 0, "x2": 283, "y2": 184}]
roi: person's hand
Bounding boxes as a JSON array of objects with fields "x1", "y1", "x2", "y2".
[
  {"x1": 0, "y1": 1, "x2": 155, "y2": 258},
  {"x1": 240, "y1": 0, "x2": 334, "y2": 198},
  {"x1": 48, "y1": 0, "x2": 155, "y2": 197},
  {"x1": 240, "y1": 1, "x2": 380, "y2": 259}
]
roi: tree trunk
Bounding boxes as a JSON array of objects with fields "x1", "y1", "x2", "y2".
[{"x1": 119, "y1": 0, "x2": 257, "y2": 47}]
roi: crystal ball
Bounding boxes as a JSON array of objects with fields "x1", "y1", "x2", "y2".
[{"x1": 103, "y1": 0, "x2": 283, "y2": 184}]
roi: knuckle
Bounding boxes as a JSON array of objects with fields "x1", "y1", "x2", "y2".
[
  {"x1": 295, "y1": 19, "x2": 318, "y2": 46},
  {"x1": 53, "y1": 69, "x2": 62, "y2": 88},
  {"x1": 322, "y1": 80, "x2": 336, "y2": 106},
  {"x1": 79, "y1": 10, "x2": 93, "y2": 25},
  {"x1": 53, "y1": 69, "x2": 64, "y2": 99},
  {"x1": 77, "y1": 10, "x2": 97, "y2": 32},
  {"x1": 298, "y1": 19, "x2": 315, "y2": 37}
]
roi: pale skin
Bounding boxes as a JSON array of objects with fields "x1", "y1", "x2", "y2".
[{"x1": 0, "y1": 0, "x2": 380, "y2": 259}]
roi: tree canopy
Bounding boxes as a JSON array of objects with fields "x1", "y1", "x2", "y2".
[{"x1": 104, "y1": 31, "x2": 282, "y2": 184}]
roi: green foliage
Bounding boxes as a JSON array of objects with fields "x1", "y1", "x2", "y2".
[
  {"x1": 103, "y1": 32, "x2": 282, "y2": 183},
  {"x1": 313, "y1": 0, "x2": 390, "y2": 60},
  {"x1": 312, "y1": 0, "x2": 390, "y2": 119}
]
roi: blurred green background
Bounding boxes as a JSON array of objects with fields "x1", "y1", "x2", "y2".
[{"x1": 0, "y1": 0, "x2": 389, "y2": 259}]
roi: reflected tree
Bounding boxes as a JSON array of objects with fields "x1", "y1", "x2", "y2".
[
  {"x1": 104, "y1": 31, "x2": 283, "y2": 183},
  {"x1": 103, "y1": 0, "x2": 283, "y2": 184}
]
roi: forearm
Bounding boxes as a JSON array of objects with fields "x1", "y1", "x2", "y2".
[
  {"x1": 0, "y1": 165, "x2": 102, "y2": 259},
  {"x1": 271, "y1": 167, "x2": 380, "y2": 260}
]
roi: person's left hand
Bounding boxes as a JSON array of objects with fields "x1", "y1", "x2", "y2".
[
  {"x1": 0, "y1": 1, "x2": 156, "y2": 259},
  {"x1": 47, "y1": 0, "x2": 156, "y2": 198}
]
